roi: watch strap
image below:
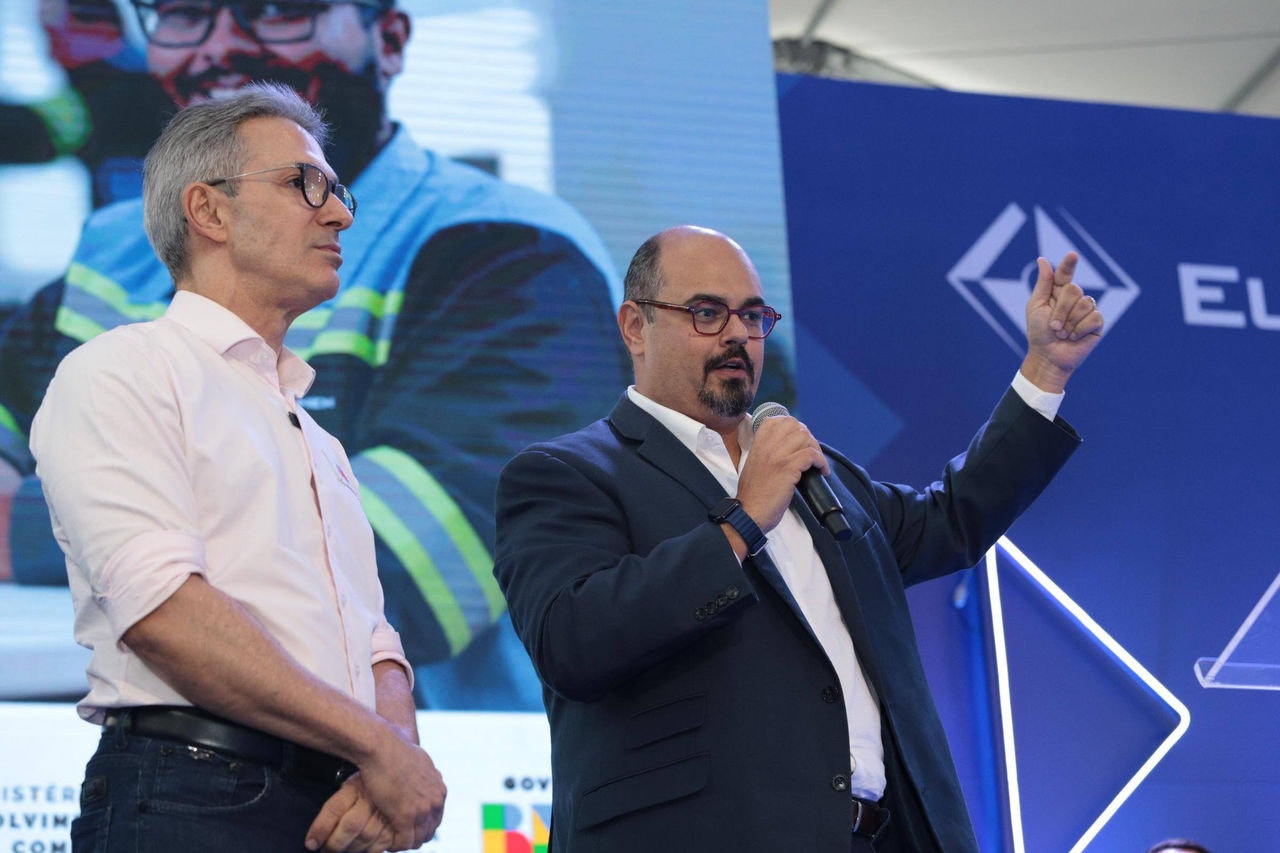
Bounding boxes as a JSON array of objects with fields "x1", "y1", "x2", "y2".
[{"x1": 708, "y1": 497, "x2": 768, "y2": 557}]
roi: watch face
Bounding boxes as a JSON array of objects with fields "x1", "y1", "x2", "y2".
[{"x1": 710, "y1": 498, "x2": 740, "y2": 522}]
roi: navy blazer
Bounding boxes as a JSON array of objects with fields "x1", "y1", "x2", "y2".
[{"x1": 494, "y1": 388, "x2": 1080, "y2": 852}]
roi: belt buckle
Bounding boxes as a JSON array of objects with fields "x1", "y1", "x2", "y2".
[{"x1": 852, "y1": 797, "x2": 864, "y2": 833}]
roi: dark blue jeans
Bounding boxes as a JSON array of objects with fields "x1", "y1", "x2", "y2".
[{"x1": 72, "y1": 721, "x2": 337, "y2": 852}]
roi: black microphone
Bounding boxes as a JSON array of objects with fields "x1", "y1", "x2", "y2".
[{"x1": 751, "y1": 402, "x2": 852, "y2": 541}]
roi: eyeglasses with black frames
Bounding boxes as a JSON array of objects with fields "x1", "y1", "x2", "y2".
[
  {"x1": 634, "y1": 299, "x2": 781, "y2": 340},
  {"x1": 206, "y1": 162, "x2": 357, "y2": 216},
  {"x1": 132, "y1": 0, "x2": 386, "y2": 48}
]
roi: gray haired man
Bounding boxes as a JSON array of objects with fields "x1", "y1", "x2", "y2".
[{"x1": 32, "y1": 83, "x2": 445, "y2": 853}]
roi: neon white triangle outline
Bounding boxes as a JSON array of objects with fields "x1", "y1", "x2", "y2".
[{"x1": 985, "y1": 536, "x2": 1191, "y2": 853}]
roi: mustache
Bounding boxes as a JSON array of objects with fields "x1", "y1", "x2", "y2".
[
  {"x1": 173, "y1": 59, "x2": 312, "y2": 102},
  {"x1": 704, "y1": 346, "x2": 755, "y2": 381}
]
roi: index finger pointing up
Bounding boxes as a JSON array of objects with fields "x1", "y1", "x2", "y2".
[{"x1": 1054, "y1": 251, "x2": 1080, "y2": 287}]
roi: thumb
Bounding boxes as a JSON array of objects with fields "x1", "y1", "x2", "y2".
[{"x1": 1029, "y1": 257, "x2": 1055, "y2": 306}]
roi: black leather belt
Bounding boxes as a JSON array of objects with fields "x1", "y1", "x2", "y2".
[
  {"x1": 105, "y1": 706, "x2": 356, "y2": 789},
  {"x1": 851, "y1": 795, "x2": 884, "y2": 838}
]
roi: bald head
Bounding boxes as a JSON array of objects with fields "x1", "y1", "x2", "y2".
[{"x1": 622, "y1": 225, "x2": 757, "y2": 313}]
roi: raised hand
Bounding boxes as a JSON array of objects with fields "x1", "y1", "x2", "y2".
[{"x1": 1022, "y1": 251, "x2": 1105, "y2": 392}]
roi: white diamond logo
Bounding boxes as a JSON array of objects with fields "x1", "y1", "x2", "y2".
[{"x1": 947, "y1": 204, "x2": 1141, "y2": 354}]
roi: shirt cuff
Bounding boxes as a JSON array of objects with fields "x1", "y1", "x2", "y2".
[
  {"x1": 1012, "y1": 370, "x2": 1064, "y2": 421},
  {"x1": 98, "y1": 530, "x2": 206, "y2": 643},
  {"x1": 371, "y1": 621, "x2": 414, "y2": 690}
]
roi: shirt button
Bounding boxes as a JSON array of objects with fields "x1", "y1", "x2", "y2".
[
  {"x1": 821, "y1": 685, "x2": 840, "y2": 703},
  {"x1": 831, "y1": 775, "x2": 849, "y2": 792}
]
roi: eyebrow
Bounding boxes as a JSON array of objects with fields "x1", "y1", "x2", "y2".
[
  {"x1": 686, "y1": 293, "x2": 767, "y2": 308},
  {"x1": 305, "y1": 161, "x2": 341, "y2": 183},
  {"x1": 283, "y1": 161, "x2": 340, "y2": 183}
]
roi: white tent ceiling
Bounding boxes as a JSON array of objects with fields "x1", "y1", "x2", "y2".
[{"x1": 770, "y1": 0, "x2": 1280, "y2": 117}]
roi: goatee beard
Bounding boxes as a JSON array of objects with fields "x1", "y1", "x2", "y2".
[
  {"x1": 698, "y1": 382, "x2": 753, "y2": 419},
  {"x1": 699, "y1": 346, "x2": 756, "y2": 418}
]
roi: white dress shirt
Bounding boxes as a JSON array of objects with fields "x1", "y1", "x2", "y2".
[
  {"x1": 627, "y1": 376, "x2": 1060, "y2": 800},
  {"x1": 31, "y1": 290, "x2": 409, "y2": 724}
]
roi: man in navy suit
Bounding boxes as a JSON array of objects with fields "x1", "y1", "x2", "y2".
[{"x1": 494, "y1": 225, "x2": 1103, "y2": 851}]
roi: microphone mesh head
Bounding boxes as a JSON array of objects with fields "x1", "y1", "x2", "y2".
[{"x1": 750, "y1": 401, "x2": 790, "y2": 432}]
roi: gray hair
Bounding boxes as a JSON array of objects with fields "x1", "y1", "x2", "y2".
[
  {"x1": 622, "y1": 232, "x2": 665, "y2": 321},
  {"x1": 142, "y1": 82, "x2": 329, "y2": 282}
]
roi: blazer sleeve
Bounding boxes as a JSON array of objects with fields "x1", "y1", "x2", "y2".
[
  {"x1": 494, "y1": 444, "x2": 758, "y2": 702},
  {"x1": 838, "y1": 386, "x2": 1082, "y2": 587}
]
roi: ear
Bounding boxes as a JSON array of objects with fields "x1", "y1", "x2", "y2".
[
  {"x1": 374, "y1": 10, "x2": 410, "y2": 81},
  {"x1": 182, "y1": 182, "x2": 230, "y2": 246},
  {"x1": 618, "y1": 301, "x2": 648, "y2": 359}
]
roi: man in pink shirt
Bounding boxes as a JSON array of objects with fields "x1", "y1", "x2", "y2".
[{"x1": 29, "y1": 82, "x2": 445, "y2": 852}]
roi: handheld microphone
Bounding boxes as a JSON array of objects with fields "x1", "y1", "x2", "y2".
[{"x1": 751, "y1": 402, "x2": 853, "y2": 541}]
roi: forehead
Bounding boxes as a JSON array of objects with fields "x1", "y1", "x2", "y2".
[
  {"x1": 238, "y1": 116, "x2": 329, "y2": 170},
  {"x1": 658, "y1": 233, "x2": 763, "y2": 303}
]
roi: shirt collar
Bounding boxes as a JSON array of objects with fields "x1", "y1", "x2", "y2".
[
  {"x1": 165, "y1": 290, "x2": 315, "y2": 397},
  {"x1": 625, "y1": 386, "x2": 754, "y2": 457}
]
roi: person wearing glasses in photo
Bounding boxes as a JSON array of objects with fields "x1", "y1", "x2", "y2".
[
  {"x1": 493, "y1": 226, "x2": 1105, "y2": 852},
  {"x1": 31, "y1": 83, "x2": 445, "y2": 853},
  {"x1": 0, "y1": 0, "x2": 628, "y2": 711},
  {"x1": 0, "y1": 0, "x2": 172, "y2": 207}
]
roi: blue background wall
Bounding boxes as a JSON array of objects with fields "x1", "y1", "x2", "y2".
[{"x1": 778, "y1": 73, "x2": 1280, "y2": 851}]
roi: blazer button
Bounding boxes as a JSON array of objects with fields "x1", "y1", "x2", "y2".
[
  {"x1": 715, "y1": 594, "x2": 728, "y2": 607},
  {"x1": 821, "y1": 685, "x2": 840, "y2": 703},
  {"x1": 726, "y1": 587, "x2": 740, "y2": 600},
  {"x1": 831, "y1": 774, "x2": 849, "y2": 792},
  {"x1": 694, "y1": 607, "x2": 708, "y2": 621}
]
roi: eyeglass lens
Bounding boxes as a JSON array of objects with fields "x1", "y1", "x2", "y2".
[
  {"x1": 299, "y1": 164, "x2": 356, "y2": 213},
  {"x1": 691, "y1": 302, "x2": 775, "y2": 337}
]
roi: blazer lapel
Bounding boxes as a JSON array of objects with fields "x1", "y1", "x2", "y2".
[
  {"x1": 609, "y1": 394, "x2": 727, "y2": 505},
  {"x1": 748, "y1": 545, "x2": 810, "y2": 632},
  {"x1": 789, "y1": 492, "x2": 884, "y2": 690},
  {"x1": 615, "y1": 391, "x2": 891, "y2": 697},
  {"x1": 608, "y1": 394, "x2": 814, "y2": 629}
]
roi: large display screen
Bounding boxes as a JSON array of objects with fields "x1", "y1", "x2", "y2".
[
  {"x1": 0, "y1": 1, "x2": 794, "y2": 709},
  {"x1": 0, "y1": 2, "x2": 793, "y2": 849}
]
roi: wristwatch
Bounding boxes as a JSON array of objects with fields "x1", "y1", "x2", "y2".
[{"x1": 708, "y1": 497, "x2": 768, "y2": 557}]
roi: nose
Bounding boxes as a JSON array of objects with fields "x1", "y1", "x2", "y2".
[
  {"x1": 720, "y1": 310, "x2": 751, "y2": 344},
  {"x1": 320, "y1": 192, "x2": 354, "y2": 231}
]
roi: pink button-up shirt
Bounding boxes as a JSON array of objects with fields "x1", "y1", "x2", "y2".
[{"x1": 31, "y1": 290, "x2": 409, "y2": 724}]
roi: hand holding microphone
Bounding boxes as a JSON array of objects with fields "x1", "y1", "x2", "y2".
[{"x1": 746, "y1": 402, "x2": 852, "y2": 541}]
